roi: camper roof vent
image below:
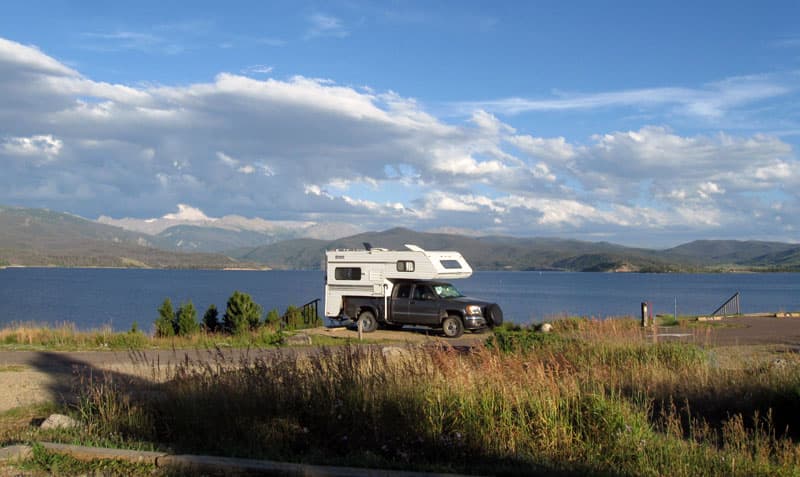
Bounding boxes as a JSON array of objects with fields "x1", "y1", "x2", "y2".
[{"x1": 404, "y1": 244, "x2": 425, "y2": 252}]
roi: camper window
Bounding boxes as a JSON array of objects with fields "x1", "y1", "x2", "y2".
[
  {"x1": 440, "y1": 259, "x2": 462, "y2": 269},
  {"x1": 396, "y1": 260, "x2": 415, "y2": 272},
  {"x1": 334, "y1": 267, "x2": 362, "y2": 280}
]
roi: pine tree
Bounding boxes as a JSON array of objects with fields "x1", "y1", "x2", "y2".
[
  {"x1": 202, "y1": 304, "x2": 220, "y2": 332},
  {"x1": 175, "y1": 300, "x2": 199, "y2": 336},
  {"x1": 155, "y1": 298, "x2": 175, "y2": 337},
  {"x1": 223, "y1": 291, "x2": 263, "y2": 334}
]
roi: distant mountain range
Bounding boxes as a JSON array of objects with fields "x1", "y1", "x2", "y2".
[
  {"x1": 0, "y1": 206, "x2": 260, "y2": 269},
  {"x1": 2, "y1": 205, "x2": 799, "y2": 271},
  {"x1": 230, "y1": 227, "x2": 800, "y2": 272},
  {"x1": 97, "y1": 205, "x2": 363, "y2": 252}
]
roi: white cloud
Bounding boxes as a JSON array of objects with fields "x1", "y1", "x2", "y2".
[
  {"x1": 163, "y1": 204, "x2": 215, "y2": 221},
  {"x1": 0, "y1": 36, "x2": 799, "y2": 243},
  {"x1": 305, "y1": 13, "x2": 349, "y2": 39},
  {"x1": 458, "y1": 73, "x2": 794, "y2": 120},
  {"x1": 81, "y1": 31, "x2": 185, "y2": 55},
  {"x1": 242, "y1": 64, "x2": 274, "y2": 75},
  {"x1": 0, "y1": 38, "x2": 77, "y2": 76},
  {"x1": 2, "y1": 134, "x2": 63, "y2": 160},
  {"x1": 217, "y1": 151, "x2": 238, "y2": 167},
  {"x1": 510, "y1": 134, "x2": 576, "y2": 162}
]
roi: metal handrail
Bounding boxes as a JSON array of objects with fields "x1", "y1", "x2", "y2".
[{"x1": 710, "y1": 292, "x2": 740, "y2": 317}]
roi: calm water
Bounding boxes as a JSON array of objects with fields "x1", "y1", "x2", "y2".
[{"x1": 1, "y1": 268, "x2": 799, "y2": 331}]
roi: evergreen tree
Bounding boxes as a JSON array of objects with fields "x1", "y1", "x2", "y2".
[
  {"x1": 223, "y1": 291, "x2": 263, "y2": 334},
  {"x1": 175, "y1": 300, "x2": 199, "y2": 336},
  {"x1": 202, "y1": 304, "x2": 220, "y2": 332},
  {"x1": 155, "y1": 298, "x2": 175, "y2": 337},
  {"x1": 265, "y1": 308, "x2": 281, "y2": 329}
]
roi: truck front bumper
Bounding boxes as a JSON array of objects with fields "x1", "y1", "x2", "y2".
[{"x1": 463, "y1": 315, "x2": 487, "y2": 330}]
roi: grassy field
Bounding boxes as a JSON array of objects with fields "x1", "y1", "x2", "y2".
[
  {"x1": 0, "y1": 322, "x2": 378, "y2": 351},
  {"x1": 3, "y1": 318, "x2": 799, "y2": 476}
]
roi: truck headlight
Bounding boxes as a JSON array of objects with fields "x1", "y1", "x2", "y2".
[{"x1": 466, "y1": 305, "x2": 482, "y2": 315}]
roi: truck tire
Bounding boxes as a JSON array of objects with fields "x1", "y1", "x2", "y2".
[
  {"x1": 357, "y1": 310, "x2": 378, "y2": 333},
  {"x1": 442, "y1": 315, "x2": 464, "y2": 338},
  {"x1": 486, "y1": 304, "x2": 503, "y2": 327}
]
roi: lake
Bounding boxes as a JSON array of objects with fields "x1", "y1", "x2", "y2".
[{"x1": 1, "y1": 268, "x2": 799, "y2": 331}]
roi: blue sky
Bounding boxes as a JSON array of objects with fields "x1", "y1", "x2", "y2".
[{"x1": 1, "y1": 1, "x2": 799, "y2": 246}]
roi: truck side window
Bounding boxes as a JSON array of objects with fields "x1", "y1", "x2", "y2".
[
  {"x1": 395, "y1": 284, "x2": 411, "y2": 299},
  {"x1": 414, "y1": 285, "x2": 433, "y2": 300},
  {"x1": 396, "y1": 260, "x2": 415, "y2": 272},
  {"x1": 334, "y1": 267, "x2": 361, "y2": 280}
]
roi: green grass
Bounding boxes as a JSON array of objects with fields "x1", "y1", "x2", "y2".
[
  {"x1": 19, "y1": 443, "x2": 155, "y2": 476},
  {"x1": 43, "y1": 318, "x2": 799, "y2": 476},
  {"x1": 0, "y1": 322, "x2": 307, "y2": 351}
]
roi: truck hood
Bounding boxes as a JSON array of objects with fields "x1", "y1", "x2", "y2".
[{"x1": 444, "y1": 296, "x2": 495, "y2": 307}]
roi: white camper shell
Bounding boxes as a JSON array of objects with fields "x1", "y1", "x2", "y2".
[{"x1": 324, "y1": 244, "x2": 473, "y2": 318}]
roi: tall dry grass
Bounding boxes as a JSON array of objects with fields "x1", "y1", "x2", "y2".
[{"x1": 72, "y1": 319, "x2": 800, "y2": 476}]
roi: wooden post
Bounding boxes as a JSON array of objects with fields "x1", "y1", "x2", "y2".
[
  {"x1": 357, "y1": 318, "x2": 363, "y2": 341},
  {"x1": 641, "y1": 302, "x2": 649, "y2": 327}
]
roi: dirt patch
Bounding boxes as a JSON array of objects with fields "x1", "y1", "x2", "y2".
[{"x1": 305, "y1": 325, "x2": 488, "y2": 348}]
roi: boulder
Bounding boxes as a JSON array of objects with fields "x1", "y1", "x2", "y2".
[
  {"x1": 40, "y1": 414, "x2": 81, "y2": 430},
  {"x1": 540, "y1": 323, "x2": 553, "y2": 333},
  {"x1": 285, "y1": 333, "x2": 312, "y2": 346}
]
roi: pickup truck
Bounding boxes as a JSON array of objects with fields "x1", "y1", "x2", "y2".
[{"x1": 342, "y1": 280, "x2": 503, "y2": 338}]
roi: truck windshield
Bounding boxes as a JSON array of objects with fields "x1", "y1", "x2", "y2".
[{"x1": 433, "y1": 284, "x2": 463, "y2": 298}]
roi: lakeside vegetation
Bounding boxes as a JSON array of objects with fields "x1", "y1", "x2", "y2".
[
  {"x1": 0, "y1": 292, "x2": 323, "y2": 351},
  {"x1": 2, "y1": 318, "x2": 799, "y2": 476}
]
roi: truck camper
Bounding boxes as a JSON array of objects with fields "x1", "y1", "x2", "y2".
[{"x1": 324, "y1": 244, "x2": 502, "y2": 338}]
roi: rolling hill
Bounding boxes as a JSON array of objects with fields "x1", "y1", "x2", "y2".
[
  {"x1": 0, "y1": 206, "x2": 261, "y2": 269},
  {"x1": 660, "y1": 240, "x2": 799, "y2": 265},
  {"x1": 3, "y1": 205, "x2": 798, "y2": 272},
  {"x1": 229, "y1": 227, "x2": 680, "y2": 272}
]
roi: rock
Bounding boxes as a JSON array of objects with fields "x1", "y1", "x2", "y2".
[
  {"x1": 773, "y1": 358, "x2": 788, "y2": 369},
  {"x1": 382, "y1": 346, "x2": 409, "y2": 359},
  {"x1": 540, "y1": 323, "x2": 553, "y2": 333},
  {"x1": 285, "y1": 333, "x2": 312, "y2": 346},
  {"x1": 40, "y1": 414, "x2": 81, "y2": 430}
]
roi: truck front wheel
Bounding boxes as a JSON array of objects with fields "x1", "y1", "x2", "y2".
[
  {"x1": 357, "y1": 310, "x2": 378, "y2": 333},
  {"x1": 442, "y1": 315, "x2": 464, "y2": 338}
]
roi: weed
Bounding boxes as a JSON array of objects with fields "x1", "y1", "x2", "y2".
[{"x1": 21, "y1": 442, "x2": 155, "y2": 476}]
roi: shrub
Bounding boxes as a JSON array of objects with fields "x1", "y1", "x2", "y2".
[
  {"x1": 202, "y1": 304, "x2": 220, "y2": 332},
  {"x1": 223, "y1": 291, "x2": 263, "y2": 334},
  {"x1": 265, "y1": 308, "x2": 280, "y2": 329},
  {"x1": 487, "y1": 324, "x2": 563, "y2": 353},
  {"x1": 175, "y1": 301, "x2": 199, "y2": 336},
  {"x1": 155, "y1": 298, "x2": 175, "y2": 337},
  {"x1": 283, "y1": 305, "x2": 303, "y2": 330}
]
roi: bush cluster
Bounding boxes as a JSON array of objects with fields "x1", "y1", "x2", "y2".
[{"x1": 154, "y1": 291, "x2": 321, "y2": 337}]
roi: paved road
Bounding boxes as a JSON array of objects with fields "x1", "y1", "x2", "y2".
[{"x1": 654, "y1": 316, "x2": 800, "y2": 348}]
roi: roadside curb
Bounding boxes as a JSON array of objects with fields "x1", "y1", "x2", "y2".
[{"x1": 0, "y1": 442, "x2": 478, "y2": 476}]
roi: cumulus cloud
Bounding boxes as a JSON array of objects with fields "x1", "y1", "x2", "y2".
[
  {"x1": 2, "y1": 134, "x2": 63, "y2": 160},
  {"x1": 163, "y1": 204, "x2": 215, "y2": 221},
  {"x1": 0, "y1": 36, "x2": 798, "y2": 244}
]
